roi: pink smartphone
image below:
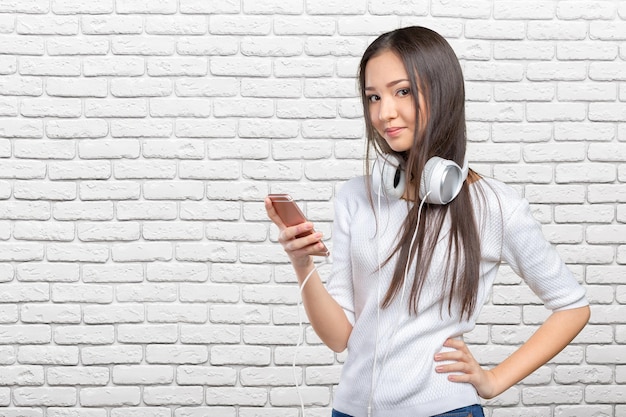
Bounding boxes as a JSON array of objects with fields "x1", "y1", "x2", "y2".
[{"x1": 267, "y1": 194, "x2": 330, "y2": 257}]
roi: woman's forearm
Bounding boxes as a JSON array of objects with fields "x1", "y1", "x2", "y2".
[
  {"x1": 487, "y1": 305, "x2": 590, "y2": 398},
  {"x1": 294, "y1": 261, "x2": 353, "y2": 353}
]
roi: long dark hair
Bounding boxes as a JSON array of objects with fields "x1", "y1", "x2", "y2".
[{"x1": 358, "y1": 26, "x2": 482, "y2": 320}]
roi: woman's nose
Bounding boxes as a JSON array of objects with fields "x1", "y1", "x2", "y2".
[{"x1": 379, "y1": 98, "x2": 397, "y2": 121}]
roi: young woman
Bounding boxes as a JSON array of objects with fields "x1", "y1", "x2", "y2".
[{"x1": 265, "y1": 26, "x2": 590, "y2": 417}]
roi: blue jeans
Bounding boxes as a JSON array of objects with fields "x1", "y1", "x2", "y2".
[{"x1": 331, "y1": 404, "x2": 484, "y2": 417}]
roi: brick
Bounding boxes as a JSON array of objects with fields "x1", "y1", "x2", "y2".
[
  {"x1": 111, "y1": 78, "x2": 171, "y2": 97},
  {"x1": 148, "y1": 57, "x2": 207, "y2": 77},
  {"x1": 209, "y1": 139, "x2": 270, "y2": 160},
  {"x1": 0, "y1": 242, "x2": 44, "y2": 261},
  {"x1": 143, "y1": 386, "x2": 203, "y2": 405},
  {"x1": 495, "y1": 83, "x2": 555, "y2": 102},
  {"x1": 20, "y1": 57, "x2": 81, "y2": 76},
  {"x1": 558, "y1": 81, "x2": 616, "y2": 102},
  {"x1": 17, "y1": 262, "x2": 79, "y2": 282},
  {"x1": 150, "y1": 98, "x2": 211, "y2": 117},
  {"x1": 111, "y1": 242, "x2": 172, "y2": 262},
  {"x1": 337, "y1": 16, "x2": 399, "y2": 36},
  {"x1": 112, "y1": 365, "x2": 173, "y2": 385},
  {"x1": 554, "y1": 122, "x2": 615, "y2": 142},
  {"x1": 110, "y1": 408, "x2": 169, "y2": 417},
  {"x1": 587, "y1": 345, "x2": 626, "y2": 365},
  {"x1": 81, "y1": 345, "x2": 143, "y2": 365},
  {"x1": 14, "y1": 180, "x2": 76, "y2": 200},
  {"x1": 0, "y1": 36, "x2": 44, "y2": 55},
  {"x1": 0, "y1": 55, "x2": 16, "y2": 75},
  {"x1": 528, "y1": 21, "x2": 588, "y2": 40},
  {"x1": 146, "y1": 304, "x2": 207, "y2": 323},
  {"x1": 0, "y1": 119, "x2": 42, "y2": 138},
  {"x1": 18, "y1": 346, "x2": 78, "y2": 365},
  {"x1": 15, "y1": 140, "x2": 75, "y2": 160},
  {"x1": 81, "y1": 15, "x2": 143, "y2": 34},
  {"x1": 116, "y1": 0, "x2": 176, "y2": 14},
  {"x1": 14, "y1": 221, "x2": 74, "y2": 242},
  {"x1": 146, "y1": 16, "x2": 206, "y2": 35},
  {"x1": 431, "y1": 0, "x2": 490, "y2": 18},
  {"x1": 21, "y1": 304, "x2": 81, "y2": 324},
  {"x1": 527, "y1": 103, "x2": 586, "y2": 122},
  {"x1": 588, "y1": 185, "x2": 626, "y2": 203},
  {"x1": 556, "y1": 163, "x2": 615, "y2": 183},
  {"x1": 176, "y1": 119, "x2": 236, "y2": 138},
  {"x1": 553, "y1": 405, "x2": 614, "y2": 417},
  {"x1": 590, "y1": 21, "x2": 626, "y2": 40},
  {"x1": 180, "y1": 0, "x2": 239, "y2": 13},
  {"x1": 589, "y1": 103, "x2": 626, "y2": 121},
  {"x1": 0, "y1": 304, "x2": 18, "y2": 323},
  {"x1": 273, "y1": 16, "x2": 336, "y2": 35},
  {"x1": 52, "y1": 0, "x2": 114, "y2": 14},
  {"x1": 48, "y1": 37, "x2": 109, "y2": 56},
  {"x1": 84, "y1": 305, "x2": 144, "y2": 324},
  {"x1": 14, "y1": 387, "x2": 76, "y2": 406},
  {"x1": 557, "y1": 1, "x2": 616, "y2": 19},
  {"x1": 493, "y1": 164, "x2": 552, "y2": 184},
  {"x1": 466, "y1": 21, "x2": 525, "y2": 40},
  {"x1": 53, "y1": 201, "x2": 114, "y2": 221},
  {"x1": 210, "y1": 16, "x2": 271, "y2": 35},
  {"x1": 206, "y1": 387, "x2": 268, "y2": 406},
  {"x1": 494, "y1": 1, "x2": 555, "y2": 19},
  {"x1": 117, "y1": 324, "x2": 177, "y2": 344},
  {"x1": 79, "y1": 140, "x2": 141, "y2": 160},
  {"x1": 213, "y1": 98, "x2": 274, "y2": 118},
  {"x1": 495, "y1": 41, "x2": 555, "y2": 61},
  {"x1": 555, "y1": 204, "x2": 614, "y2": 223},
  {"x1": 558, "y1": 42, "x2": 618, "y2": 61},
  {"x1": 80, "y1": 387, "x2": 140, "y2": 406},
  {"x1": 54, "y1": 325, "x2": 114, "y2": 345},
  {"x1": 47, "y1": 366, "x2": 109, "y2": 386},
  {"x1": 17, "y1": 15, "x2": 78, "y2": 35},
  {"x1": 274, "y1": 58, "x2": 334, "y2": 78},
  {"x1": 0, "y1": 75, "x2": 43, "y2": 96},
  {"x1": 180, "y1": 324, "x2": 240, "y2": 344},
  {"x1": 585, "y1": 385, "x2": 626, "y2": 403},
  {"x1": 274, "y1": 346, "x2": 335, "y2": 366},
  {"x1": 0, "y1": 365, "x2": 44, "y2": 385},
  {"x1": 210, "y1": 305, "x2": 270, "y2": 325},
  {"x1": 146, "y1": 345, "x2": 208, "y2": 364},
  {"x1": 590, "y1": 62, "x2": 626, "y2": 81},
  {"x1": 211, "y1": 264, "x2": 272, "y2": 284},
  {"x1": 243, "y1": 325, "x2": 299, "y2": 345},
  {"x1": 177, "y1": 365, "x2": 237, "y2": 386}
]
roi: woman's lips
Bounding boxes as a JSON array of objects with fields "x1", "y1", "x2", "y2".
[{"x1": 385, "y1": 127, "x2": 404, "y2": 137}]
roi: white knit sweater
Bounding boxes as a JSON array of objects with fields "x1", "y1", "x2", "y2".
[{"x1": 325, "y1": 175, "x2": 588, "y2": 417}]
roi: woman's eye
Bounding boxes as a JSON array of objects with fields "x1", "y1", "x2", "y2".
[
  {"x1": 367, "y1": 95, "x2": 380, "y2": 103},
  {"x1": 397, "y1": 88, "x2": 411, "y2": 96}
]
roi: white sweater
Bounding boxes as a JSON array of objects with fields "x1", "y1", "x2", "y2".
[{"x1": 325, "y1": 175, "x2": 588, "y2": 417}]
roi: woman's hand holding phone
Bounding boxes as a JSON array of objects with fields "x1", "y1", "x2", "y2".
[{"x1": 265, "y1": 194, "x2": 330, "y2": 267}]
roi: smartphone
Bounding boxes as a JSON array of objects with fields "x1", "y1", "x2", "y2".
[{"x1": 267, "y1": 194, "x2": 330, "y2": 257}]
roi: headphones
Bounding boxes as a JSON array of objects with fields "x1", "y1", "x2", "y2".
[{"x1": 372, "y1": 153, "x2": 469, "y2": 204}]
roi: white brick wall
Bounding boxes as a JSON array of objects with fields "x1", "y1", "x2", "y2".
[{"x1": 0, "y1": 1, "x2": 624, "y2": 416}]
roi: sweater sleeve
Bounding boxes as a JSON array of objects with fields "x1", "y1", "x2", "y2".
[
  {"x1": 325, "y1": 182, "x2": 356, "y2": 325},
  {"x1": 501, "y1": 197, "x2": 588, "y2": 312}
]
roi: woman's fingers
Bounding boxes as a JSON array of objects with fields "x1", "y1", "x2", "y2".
[
  {"x1": 434, "y1": 338, "x2": 499, "y2": 398},
  {"x1": 264, "y1": 197, "x2": 286, "y2": 229},
  {"x1": 264, "y1": 197, "x2": 324, "y2": 258}
]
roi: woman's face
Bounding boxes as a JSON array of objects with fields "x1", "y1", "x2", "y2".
[{"x1": 364, "y1": 50, "x2": 426, "y2": 153}]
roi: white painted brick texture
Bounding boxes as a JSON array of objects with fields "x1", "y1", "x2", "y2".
[{"x1": 0, "y1": 1, "x2": 623, "y2": 416}]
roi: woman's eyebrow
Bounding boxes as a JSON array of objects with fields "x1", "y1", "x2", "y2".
[{"x1": 364, "y1": 79, "x2": 410, "y2": 90}]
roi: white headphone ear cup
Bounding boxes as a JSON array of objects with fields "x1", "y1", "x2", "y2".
[
  {"x1": 420, "y1": 156, "x2": 465, "y2": 205},
  {"x1": 373, "y1": 155, "x2": 405, "y2": 199}
]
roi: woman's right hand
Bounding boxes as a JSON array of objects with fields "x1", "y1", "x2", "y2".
[{"x1": 264, "y1": 197, "x2": 326, "y2": 269}]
